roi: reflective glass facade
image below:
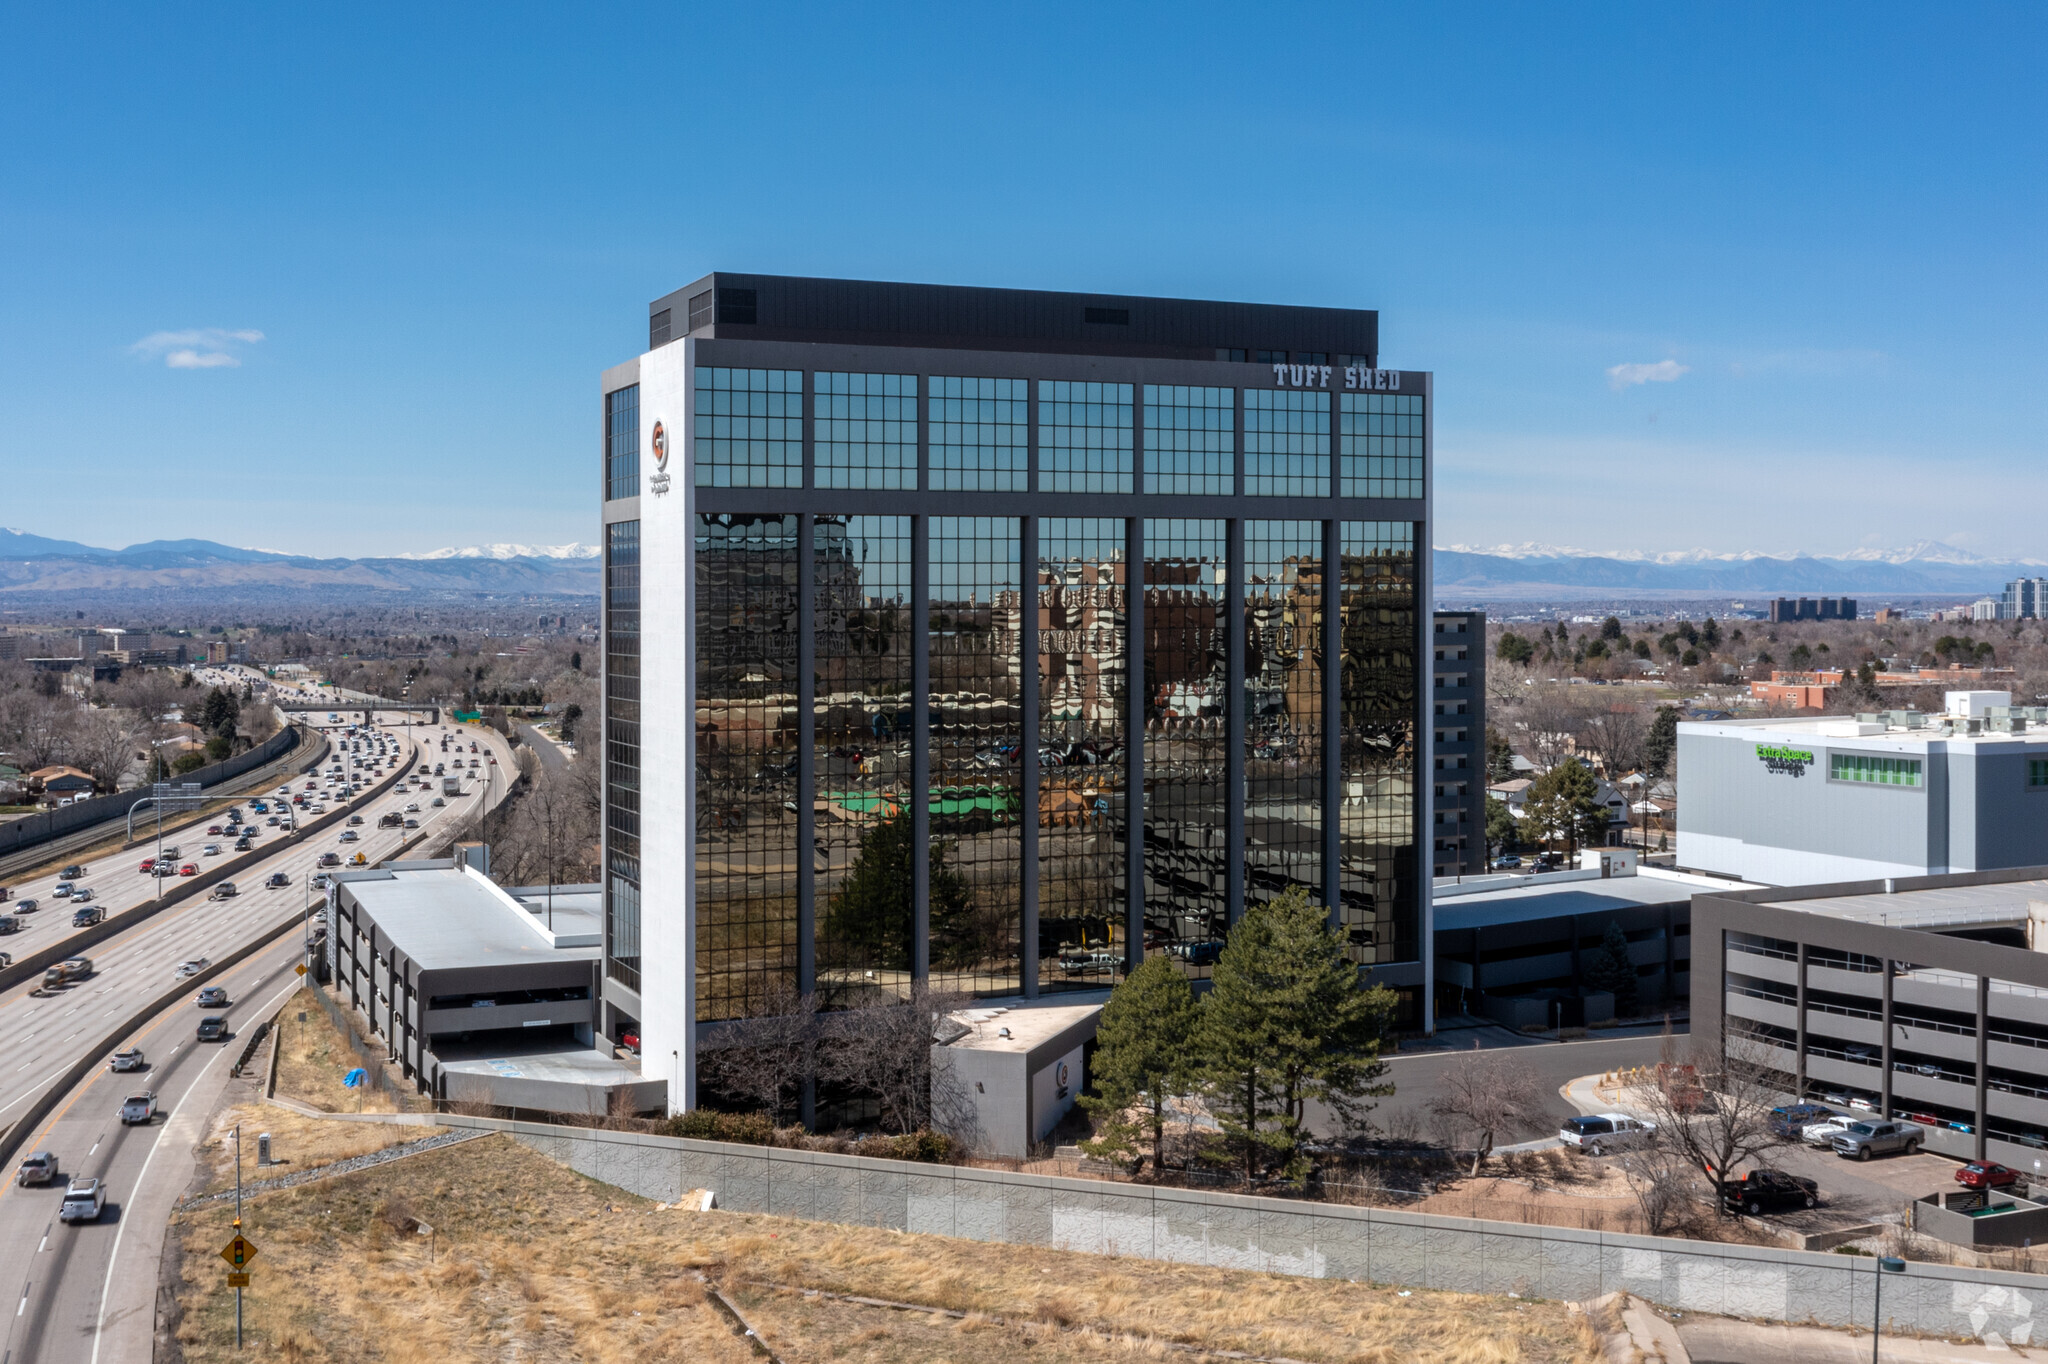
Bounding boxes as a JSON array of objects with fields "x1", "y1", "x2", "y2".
[
  {"x1": 1245, "y1": 390, "x2": 1331, "y2": 497},
  {"x1": 814, "y1": 516, "x2": 914, "y2": 1008},
  {"x1": 1244, "y1": 520, "x2": 1324, "y2": 911},
  {"x1": 930, "y1": 377, "x2": 1027, "y2": 492},
  {"x1": 603, "y1": 518, "x2": 641, "y2": 990},
  {"x1": 1037, "y1": 518, "x2": 1128, "y2": 989},
  {"x1": 1143, "y1": 385, "x2": 1234, "y2": 495},
  {"x1": 695, "y1": 368, "x2": 802, "y2": 488},
  {"x1": 694, "y1": 514, "x2": 802, "y2": 1019},
  {"x1": 1039, "y1": 381, "x2": 1133, "y2": 494},
  {"x1": 814, "y1": 372, "x2": 916, "y2": 490},
  {"x1": 605, "y1": 384, "x2": 639, "y2": 502},
  {"x1": 1341, "y1": 393, "x2": 1424, "y2": 499},
  {"x1": 1140, "y1": 520, "x2": 1229, "y2": 975},
  {"x1": 1338, "y1": 521, "x2": 1419, "y2": 964},
  {"x1": 928, "y1": 517, "x2": 1024, "y2": 995}
]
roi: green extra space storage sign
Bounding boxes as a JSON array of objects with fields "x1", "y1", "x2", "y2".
[{"x1": 1756, "y1": 743, "x2": 1815, "y2": 777}]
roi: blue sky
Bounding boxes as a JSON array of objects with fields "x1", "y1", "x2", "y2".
[{"x1": 3, "y1": 5, "x2": 2043, "y2": 559}]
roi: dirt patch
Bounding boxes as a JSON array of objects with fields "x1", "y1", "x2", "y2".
[
  {"x1": 193, "y1": 1101, "x2": 443, "y2": 1197},
  {"x1": 168, "y1": 1134, "x2": 1600, "y2": 1363},
  {"x1": 272, "y1": 988, "x2": 403, "y2": 1114}
]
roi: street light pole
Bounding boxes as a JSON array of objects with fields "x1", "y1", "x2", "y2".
[
  {"x1": 233, "y1": 1123, "x2": 244, "y2": 1350},
  {"x1": 1873, "y1": 1255, "x2": 1905, "y2": 1363}
]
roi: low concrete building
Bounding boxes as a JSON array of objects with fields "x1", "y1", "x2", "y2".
[
  {"x1": 327, "y1": 855, "x2": 661, "y2": 1114},
  {"x1": 932, "y1": 1001, "x2": 1101, "y2": 1159}
]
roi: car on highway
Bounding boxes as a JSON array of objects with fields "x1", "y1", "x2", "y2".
[
  {"x1": 72, "y1": 906, "x2": 104, "y2": 928},
  {"x1": 109, "y1": 1048, "x2": 145, "y2": 1072},
  {"x1": 404, "y1": 818, "x2": 420, "y2": 829},
  {"x1": 339, "y1": 830, "x2": 359, "y2": 843},
  {"x1": 0, "y1": 916, "x2": 18, "y2": 935},
  {"x1": 176, "y1": 958, "x2": 211, "y2": 978},
  {"x1": 14, "y1": 898, "x2": 35, "y2": 913},
  {"x1": 405, "y1": 802, "x2": 420, "y2": 813},
  {"x1": 233, "y1": 838, "x2": 252, "y2": 851},
  {"x1": 430, "y1": 797, "x2": 445, "y2": 808},
  {"x1": 266, "y1": 872, "x2": 291, "y2": 888},
  {"x1": 15, "y1": 1152, "x2": 60, "y2": 1186},
  {"x1": 59, "y1": 1177, "x2": 105, "y2": 1223},
  {"x1": 1558, "y1": 1114, "x2": 1657, "y2": 1156},
  {"x1": 180, "y1": 863, "x2": 199, "y2": 876},
  {"x1": 1957, "y1": 1162, "x2": 2023, "y2": 1191},
  {"x1": 72, "y1": 886, "x2": 95, "y2": 902},
  {"x1": 207, "y1": 824, "x2": 224, "y2": 835},
  {"x1": 59, "y1": 865, "x2": 85, "y2": 880},
  {"x1": 52, "y1": 884, "x2": 73, "y2": 899},
  {"x1": 1719, "y1": 1169, "x2": 1819, "y2": 1215},
  {"x1": 120, "y1": 1092, "x2": 158, "y2": 1125},
  {"x1": 197, "y1": 986, "x2": 230, "y2": 1007},
  {"x1": 311, "y1": 873, "x2": 332, "y2": 889},
  {"x1": 211, "y1": 882, "x2": 238, "y2": 900},
  {"x1": 138, "y1": 858, "x2": 159, "y2": 874},
  {"x1": 204, "y1": 844, "x2": 222, "y2": 856}
]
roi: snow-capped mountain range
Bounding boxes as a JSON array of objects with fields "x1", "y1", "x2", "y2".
[
  {"x1": 1434, "y1": 540, "x2": 2048, "y2": 569},
  {"x1": 395, "y1": 543, "x2": 600, "y2": 561}
]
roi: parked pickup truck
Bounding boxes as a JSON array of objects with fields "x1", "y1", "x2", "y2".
[
  {"x1": 1720, "y1": 1169, "x2": 1819, "y2": 1214},
  {"x1": 1831, "y1": 1119, "x2": 1923, "y2": 1160}
]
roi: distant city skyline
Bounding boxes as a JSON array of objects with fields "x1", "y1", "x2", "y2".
[{"x1": 4, "y1": 6, "x2": 2043, "y2": 558}]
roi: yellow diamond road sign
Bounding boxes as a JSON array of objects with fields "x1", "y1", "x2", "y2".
[
  {"x1": 220, "y1": 1236, "x2": 258, "y2": 1268},
  {"x1": 295, "y1": 963, "x2": 309, "y2": 976}
]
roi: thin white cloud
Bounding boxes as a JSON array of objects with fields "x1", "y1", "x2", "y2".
[
  {"x1": 1606, "y1": 359, "x2": 1689, "y2": 390},
  {"x1": 130, "y1": 328, "x2": 266, "y2": 370}
]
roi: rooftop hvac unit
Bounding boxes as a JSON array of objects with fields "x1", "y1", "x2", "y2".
[{"x1": 1989, "y1": 716, "x2": 2029, "y2": 733}]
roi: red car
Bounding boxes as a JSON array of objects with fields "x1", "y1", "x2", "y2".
[
  {"x1": 137, "y1": 859, "x2": 157, "y2": 874},
  {"x1": 206, "y1": 825, "x2": 224, "y2": 836},
  {"x1": 1956, "y1": 1162, "x2": 2022, "y2": 1190},
  {"x1": 179, "y1": 863, "x2": 199, "y2": 877}
]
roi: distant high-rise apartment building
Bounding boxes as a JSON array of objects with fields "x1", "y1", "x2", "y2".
[
  {"x1": 1767, "y1": 597, "x2": 1857, "y2": 623},
  {"x1": 1999, "y1": 578, "x2": 2048, "y2": 620},
  {"x1": 1431, "y1": 611, "x2": 1484, "y2": 877},
  {"x1": 599, "y1": 274, "x2": 1435, "y2": 1112}
]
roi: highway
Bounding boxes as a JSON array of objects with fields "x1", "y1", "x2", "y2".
[
  {"x1": 0, "y1": 712, "x2": 517, "y2": 1364},
  {"x1": 0, "y1": 716, "x2": 512, "y2": 1148}
]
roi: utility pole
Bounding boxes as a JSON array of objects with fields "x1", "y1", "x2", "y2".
[{"x1": 233, "y1": 1124, "x2": 244, "y2": 1350}]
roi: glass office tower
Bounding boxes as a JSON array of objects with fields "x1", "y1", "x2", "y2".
[{"x1": 600, "y1": 275, "x2": 1431, "y2": 1112}]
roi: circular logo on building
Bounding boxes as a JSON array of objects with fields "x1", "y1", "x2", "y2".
[
  {"x1": 651, "y1": 421, "x2": 668, "y2": 471},
  {"x1": 1056, "y1": 1061, "x2": 1069, "y2": 1088}
]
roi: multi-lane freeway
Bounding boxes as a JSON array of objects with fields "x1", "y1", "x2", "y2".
[{"x1": 0, "y1": 713, "x2": 516, "y2": 1364}]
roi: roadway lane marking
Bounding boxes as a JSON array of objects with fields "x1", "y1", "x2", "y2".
[
  {"x1": 36, "y1": 1238, "x2": 45, "y2": 1254},
  {"x1": 90, "y1": 948, "x2": 310, "y2": 1364},
  {"x1": 87, "y1": 1142, "x2": 97, "y2": 1156}
]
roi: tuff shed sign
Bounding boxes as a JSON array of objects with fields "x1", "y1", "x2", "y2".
[
  {"x1": 1273, "y1": 363, "x2": 1403, "y2": 391},
  {"x1": 648, "y1": 420, "x2": 671, "y2": 497}
]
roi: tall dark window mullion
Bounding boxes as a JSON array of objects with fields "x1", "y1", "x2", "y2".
[
  {"x1": 694, "y1": 514, "x2": 801, "y2": 1021},
  {"x1": 1339, "y1": 521, "x2": 1418, "y2": 965},
  {"x1": 1140, "y1": 519, "x2": 1229, "y2": 978},
  {"x1": 1244, "y1": 520, "x2": 1324, "y2": 913},
  {"x1": 928, "y1": 517, "x2": 1024, "y2": 997},
  {"x1": 812, "y1": 516, "x2": 915, "y2": 1009},
  {"x1": 1036, "y1": 517, "x2": 1128, "y2": 991},
  {"x1": 604, "y1": 519, "x2": 641, "y2": 991}
]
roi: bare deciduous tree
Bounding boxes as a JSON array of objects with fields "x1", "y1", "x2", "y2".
[
  {"x1": 1632, "y1": 1032, "x2": 1792, "y2": 1215},
  {"x1": 819, "y1": 981, "x2": 968, "y2": 1135},
  {"x1": 1618, "y1": 1144, "x2": 1702, "y2": 1235},
  {"x1": 1513, "y1": 687, "x2": 1592, "y2": 772},
  {"x1": 70, "y1": 706, "x2": 137, "y2": 792},
  {"x1": 1426, "y1": 1042, "x2": 1549, "y2": 1175},
  {"x1": 1581, "y1": 704, "x2": 1649, "y2": 778},
  {"x1": 696, "y1": 978, "x2": 819, "y2": 1128}
]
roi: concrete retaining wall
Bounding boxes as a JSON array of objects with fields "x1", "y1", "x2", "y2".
[{"x1": 420, "y1": 1114, "x2": 2046, "y2": 1344}]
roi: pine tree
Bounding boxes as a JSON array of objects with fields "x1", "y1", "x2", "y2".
[
  {"x1": 1197, "y1": 887, "x2": 1397, "y2": 1184},
  {"x1": 1644, "y1": 705, "x2": 1680, "y2": 777},
  {"x1": 1582, "y1": 920, "x2": 1640, "y2": 1017},
  {"x1": 820, "y1": 811, "x2": 972, "y2": 971},
  {"x1": 1081, "y1": 955, "x2": 1197, "y2": 1171}
]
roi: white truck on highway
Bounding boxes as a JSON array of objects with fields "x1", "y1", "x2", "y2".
[{"x1": 442, "y1": 776, "x2": 461, "y2": 796}]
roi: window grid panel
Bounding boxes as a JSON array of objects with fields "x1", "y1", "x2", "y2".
[
  {"x1": 814, "y1": 372, "x2": 917, "y2": 490},
  {"x1": 1142, "y1": 386, "x2": 1234, "y2": 496},
  {"x1": 1339, "y1": 521, "x2": 1419, "y2": 967},
  {"x1": 1246, "y1": 390, "x2": 1331, "y2": 497},
  {"x1": 694, "y1": 368, "x2": 803, "y2": 488},
  {"x1": 2031, "y1": 759, "x2": 2048, "y2": 788},
  {"x1": 1038, "y1": 517, "x2": 1129, "y2": 991},
  {"x1": 1038, "y1": 381, "x2": 1133, "y2": 494},
  {"x1": 605, "y1": 384, "x2": 640, "y2": 502},
  {"x1": 928, "y1": 517, "x2": 1025, "y2": 997},
  {"x1": 695, "y1": 514, "x2": 802, "y2": 1020},
  {"x1": 1244, "y1": 521, "x2": 1325, "y2": 912},
  {"x1": 814, "y1": 516, "x2": 916, "y2": 1009},
  {"x1": 604, "y1": 519, "x2": 641, "y2": 989},
  {"x1": 930, "y1": 376, "x2": 1027, "y2": 492},
  {"x1": 1830, "y1": 752, "x2": 1923, "y2": 787},
  {"x1": 1341, "y1": 393, "x2": 1425, "y2": 499},
  {"x1": 1141, "y1": 519, "x2": 1230, "y2": 980}
]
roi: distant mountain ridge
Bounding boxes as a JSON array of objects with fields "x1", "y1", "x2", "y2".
[{"x1": 1433, "y1": 541, "x2": 2026, "y2": 599}]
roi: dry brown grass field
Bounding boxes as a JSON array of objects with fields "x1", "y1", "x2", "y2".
[
  {"x1": 168, "y1": 1133, "x2": 1600, "y2": 1364},
  {"x1": 271, "y1": 988, "x2": 407, "y2": 1114}
]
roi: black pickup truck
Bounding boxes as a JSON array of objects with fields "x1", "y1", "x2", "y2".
[{"x1": 1721, "y1": 1169, "x2": 1819, "y2": 1215}]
